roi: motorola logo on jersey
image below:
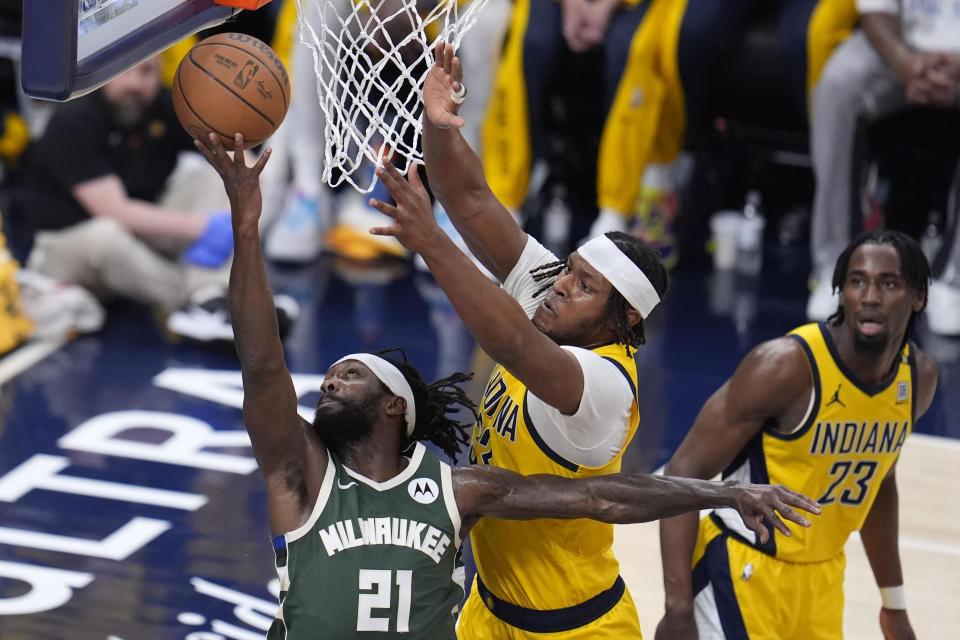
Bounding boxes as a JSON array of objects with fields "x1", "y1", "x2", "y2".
[{"x1": 408, "y1": 478, "x2": 439, "y2": 504}]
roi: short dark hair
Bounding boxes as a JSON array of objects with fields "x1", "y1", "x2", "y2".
[
  {"x1": 827, "y1": 230, "x2": 930, "y2": 341},
  {"x1": 374, "y1": 349, "x2": 476, "y2": 461},
  {"x1": 529, "y1": 232, "x2": 669, "y2": 349}
]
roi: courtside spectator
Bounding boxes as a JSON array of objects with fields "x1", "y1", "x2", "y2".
[
  {"x1": 807, "y1": 0, "x2": 960, "y2": 335},
  {"x1": 20, "y1": 57, "x2": 288, "y2": 344}
]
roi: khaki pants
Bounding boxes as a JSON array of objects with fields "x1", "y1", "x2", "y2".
[{"x1": 26, "y1": 153, "x2": 230, "y2": 312}]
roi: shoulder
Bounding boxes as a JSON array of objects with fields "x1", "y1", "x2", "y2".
[
  {"x1": 565, "y1": 345, "x2": 629, "y2": 380},
  {"x1": 912, "y1": 345, "x2": 939, "y2": 419},
  {"x1": 727, "y1": 336, "x2": 813, "y2": 410},
  {"x1": 735, "y1": 336, "x2": 812, "y2": 383}
]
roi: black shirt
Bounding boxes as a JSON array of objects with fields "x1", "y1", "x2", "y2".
[{"x1": 24, "y1": 88, "x2": 195, "y2": 231}]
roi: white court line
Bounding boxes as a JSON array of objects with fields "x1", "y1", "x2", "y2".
[
  {"x1": 849, "y1": 531, "x2": 960, "y2": 558},
  {"x1": 909, "y1": 432, "x2": 960, "y2": 452},
  {"x1": 0, "y1": 338, "x2": 67, "y2": 385}
]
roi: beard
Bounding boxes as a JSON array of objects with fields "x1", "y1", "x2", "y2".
[
  {"x1": 852, "y1": 330, "x2": 888, "y2": 354},
  {"x1": 312, "y1": 396, "x2": 378, "y2": 453},
  {"x1": 538, "y1": 317, "x2": 606, "y2": 347},
  {"x1": 108, "y1": 98, "x2": 147, "y2": 128}
]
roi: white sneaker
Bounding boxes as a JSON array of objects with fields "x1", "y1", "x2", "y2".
[
  {"x1": 264, "y1": 190, "x2": 324, "y2": 263},
  {"x1": 16, "y1": 269, "x2": 106, "y2": 338},
  {"x1": 926, "y1": 279, "x2": 960, "y2": 336},
  {"x1": 166, "y1": 287, "x2": 233, "y2": 343},
  {"x1": 166, "y1": 287, "x2": 300, "y2": 346},
  {"x1": 806, "y1": 272, "x2": 839, "y2": 321}
]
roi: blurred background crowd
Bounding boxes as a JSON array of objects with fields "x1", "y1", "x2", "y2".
[{"x1": 0, "y1": 0, "x2": 958, "y2": 373}]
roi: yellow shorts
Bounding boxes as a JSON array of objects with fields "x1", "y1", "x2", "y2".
[
  {"x1": 456, "y1": 574, "x2": 642, "y2": 639},
  {"x1": 692, "y1": 517, "x2": 846, "y2": 640}
]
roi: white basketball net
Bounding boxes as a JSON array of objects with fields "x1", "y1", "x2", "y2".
[{"x1": 294, "y1": 0, "x2": 488, "y2": 193}]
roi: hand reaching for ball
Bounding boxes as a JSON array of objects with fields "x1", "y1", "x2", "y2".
[{"x1": 194, "y1": 132, "x2": 272, "y2": 230}]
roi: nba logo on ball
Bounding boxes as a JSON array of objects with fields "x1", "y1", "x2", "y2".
[
  {"x1": 409, "y1": 478, "x2": 439, "y2": 504},
  {"x1": 171, "y1": 32, "x2": 290, "y2": 149}
]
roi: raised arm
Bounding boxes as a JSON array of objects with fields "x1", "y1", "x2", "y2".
[
  {"x1": 654, "y1": 338, "x2": 813, "y2": 640},
  {"x1": 452, "y1": 464, "x2": 819, "y2": 539},
  {"x1": 421, "y1": 42, "x2": 528, "y2": 281},
  {"x1": 195, "y1": 133, "x2": 326, "y2": 534},
  {"x1": 371, "y1": 161, "x2": 590, "y2": 414}
]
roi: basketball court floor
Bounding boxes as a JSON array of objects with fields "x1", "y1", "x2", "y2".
[{"x1": 0, "y1": 242, "x2": 957, "y2": 639}]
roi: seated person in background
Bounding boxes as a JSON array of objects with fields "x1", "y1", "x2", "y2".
[
  {"x1": 482, "y1": 0, "x2": 663, "y2": 249},
  {"x1": 807, "y1": 0, "x2": 960, "y2": 335},
  {"x1": 483, "y1": 0, "x2": 858, "y2": 266},
  {"x1": 615, "y1": 0, "x2": 857, "y2": 264},
  {"x1": 21, "y1": 57, "x2": 245, "y2": 342}
]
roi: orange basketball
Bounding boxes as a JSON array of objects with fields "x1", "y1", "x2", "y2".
[{"x1": 172, "y1": 33, "x2": 290, "y2": 149}]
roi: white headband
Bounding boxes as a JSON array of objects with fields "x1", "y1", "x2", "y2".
[
  {"x1": 577, "y1": 235, "x2": 660, "y2": 318},
  {"x1": 331, "y1": 353, "x2": 417, "y2": 437}
]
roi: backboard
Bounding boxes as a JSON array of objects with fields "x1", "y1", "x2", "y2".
[{"x1": 22, "y1": 1, "x2": 272, "y2": 101}]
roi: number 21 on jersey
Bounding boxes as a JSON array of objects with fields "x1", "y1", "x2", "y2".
[{"x1": 357, "y1": 569, "x2": 412, "y2": 632}]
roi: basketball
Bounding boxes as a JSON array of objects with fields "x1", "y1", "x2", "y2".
[{"x1": 172, "y1": 32, "x2": 290, "y2": 149}]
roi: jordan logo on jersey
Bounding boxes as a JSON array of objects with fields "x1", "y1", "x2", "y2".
[{"x1": 825, "y1": 384, "x2": 846, "y2": 408}]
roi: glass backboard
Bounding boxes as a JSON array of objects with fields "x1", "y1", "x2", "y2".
[{"x1": 22, "y1": 1, "x2": 251, "y2": 101}]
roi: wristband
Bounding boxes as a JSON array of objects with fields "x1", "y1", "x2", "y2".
[
  {"x1": 450, "y1": 83, "x2": 466, "y2": 105},
  {"x1": 879, "y1": 585, "x2": 907, "y2": 610}
]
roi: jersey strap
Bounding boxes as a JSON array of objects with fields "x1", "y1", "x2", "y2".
[
  {"x1": 521, "y1": 390, "x2": 579, "y2": 472},
  {"x1": 602, "y1": 355, "x2": 639, "y2": 407},
  {"x1": 475, "y1": 573, "x2": 625, "y2": 633}
]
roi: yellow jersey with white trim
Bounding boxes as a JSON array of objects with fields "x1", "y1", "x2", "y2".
[
  {"x1": 710, "y1": 322, "x2": 915, "y2": 563},
  {"x1": 467, "y1": 342, "x2": 641, "y2": 609}
]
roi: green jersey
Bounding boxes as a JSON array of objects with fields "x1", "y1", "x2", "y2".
[{"x1": 267, "y1": 443, "x2": 465, "y2": 639}]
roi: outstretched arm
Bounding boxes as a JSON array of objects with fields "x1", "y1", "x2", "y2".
[
  {"x1": 421, "y1": 42, "x2": 527, "y2": 281},
  {"x1": 655, "y1": 338, "x2": 813, "y2": 640},
  {"x1": 453, "y1": 464, "x2": 819, "y2": 539},
  {"x1": 371, "y1": 161, "x2": 587, "y2": 413},
  {"x1": 194, "y1": 133, "x2": 326, "y2": 534}
]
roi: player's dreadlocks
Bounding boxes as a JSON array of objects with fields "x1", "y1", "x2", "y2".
[
  {"x1": 827, "y1": 229, "x2": 930, "y2": 349},
  {"x1": 375, "y1": 349, "x2": 477, "y2": 460},
  {"x1": 530, "y1": 232, "x2": 669, "y2": 351}
]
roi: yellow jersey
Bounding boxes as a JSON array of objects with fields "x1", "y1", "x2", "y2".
[
  {"x1": 467, "y1": 343, "x2": 641, "y2": 609},
  {"x1": 711, "y1": 322, "x2": 914, "y2": 563}
]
